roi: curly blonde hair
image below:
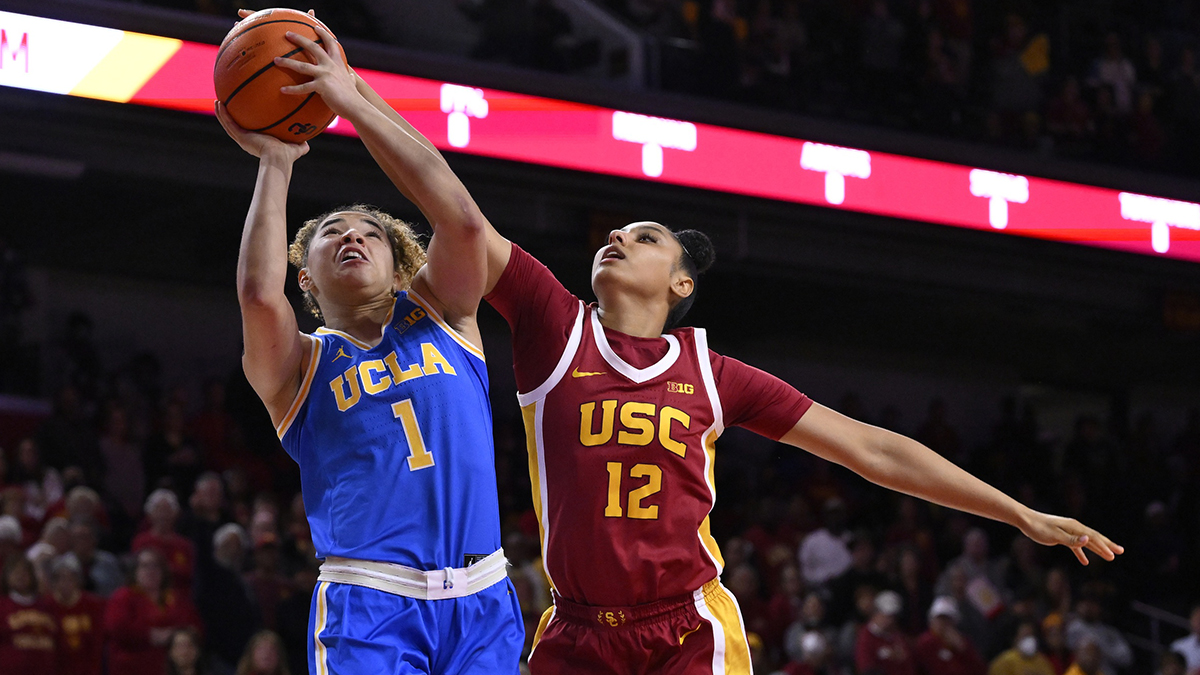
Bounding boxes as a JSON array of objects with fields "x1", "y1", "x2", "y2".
[{"x1": 288, "y1": 205, "x2": 427, "y2": 322}]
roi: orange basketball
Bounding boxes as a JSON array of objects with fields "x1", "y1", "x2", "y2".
[{"x1": 213, "y1": 8, "x2": 348, "y2": 143}]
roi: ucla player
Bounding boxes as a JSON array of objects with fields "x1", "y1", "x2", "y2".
[{"x1": 216, "y1": 18, "x2": 521, "y2": 675}]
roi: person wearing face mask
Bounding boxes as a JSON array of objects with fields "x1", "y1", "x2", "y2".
[{"x1": 989, "y1": 621, "x2": 1056, "y2": 675}]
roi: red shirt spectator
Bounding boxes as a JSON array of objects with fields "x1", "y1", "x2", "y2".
[
  {"x1": 857, "y1": 590, "x2": 918, "y2": 675},
  {"x1": 106, "y1": 549, "x2": 202, "y2": 675},
  {"x1": 50, "y1": 556, "x2": 106, "y2": 675},
  {"x1": 915, "y1": 597, "x2": 986, "y2": 675},
  {"x1": 133, "y1": 489, "x2": 196, "y2": 591},
  {"x1": 0, "y1": 558, "x2": 58, "y2": 675}
]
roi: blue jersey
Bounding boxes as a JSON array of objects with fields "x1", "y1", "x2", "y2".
[{"x1": 278, "y1": 290, "x2": 501, "y2": 570}]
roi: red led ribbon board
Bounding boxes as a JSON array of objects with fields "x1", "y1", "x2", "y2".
[{"x1": 3, "y1": 10, "x2": 1198, "y2": 262}]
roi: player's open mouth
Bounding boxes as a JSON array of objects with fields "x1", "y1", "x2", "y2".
[
  {"x1": 601, "y1": 246, "x2": 624, "y2": 262},
  {"x1": 339, "y1": 247, "x2": 368, "y2": 264}
]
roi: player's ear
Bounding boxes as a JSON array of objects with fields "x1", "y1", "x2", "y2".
[
  {"x1": 670, "y1": 273, "x2": 694, "y2": 301},
  {"x1": 298, "y1": 268, "x2": 312, "y2": 291}
]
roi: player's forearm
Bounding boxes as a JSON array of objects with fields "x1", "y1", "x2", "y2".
[
  {"x1": 236, "y1": 152, "x2": 293, "y2": 306},
  {"x1": 343, "y1": 97, "x2": 486, "y2": 238},
  {"x1": 861, "y1": 429, "x2": 1033, "y2": 530},
  {"x1": 355, "y1": 74, "x2": 448, "y2": 164}
]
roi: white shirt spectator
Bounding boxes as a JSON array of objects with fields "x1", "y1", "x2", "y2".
[
  {"x1": 1066, "y1": 616, "x2": 1133, "y2": 674},
  {"x1": 1170, "y1": 633, "x2": 1200, "y2": 672},
  {"x1": 798, "y1": 528, "x2": 853, "y2": 586}
]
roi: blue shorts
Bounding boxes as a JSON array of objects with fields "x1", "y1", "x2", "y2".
[{"x1": 308, "y1": 577, "x2": 524, "y2": 675}]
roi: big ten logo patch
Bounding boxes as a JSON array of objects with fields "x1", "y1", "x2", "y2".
[
  {"x1": 667, "y1": 381, "x2": 694, "y2": 395},
  {"x1": 394, "y1": 307, "x2": 426, "y2": 335}
]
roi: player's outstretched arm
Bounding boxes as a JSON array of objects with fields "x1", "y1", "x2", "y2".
[
  {"x1": 273, "y1": 26, "x2": 489, "y2": 339},
  {"x1": 781, "y1": 402, "x2": 1125, "y2": 565},
  {"x1": 218, "y1": 102, "x2": 309, "y2": 424}
]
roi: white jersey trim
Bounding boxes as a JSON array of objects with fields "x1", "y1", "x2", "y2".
[
  {"x1": 516, "y1": 302, "x2": 585, "y2": 407},
  {"x1": 693, "y1": 328, "x2": 724, "y2": 434},
  {"x1": 407, "y1": 289, "x2": 486, "y2": 362},
  {"x1": 590, "y1": 310, "x2": 681, "y2": 384},
  {"x1": 276, "y1": 333, "x2": 322, "y2": 440},
  {"x1": 533, "y1": 400, "x2": 557, "y2": 590},
  {"x1": 694, "y1": 327, "x2": 725, "y2": 573},
  {"x1": 695, "y1": 586, "x2": 728, "y2": 675}
]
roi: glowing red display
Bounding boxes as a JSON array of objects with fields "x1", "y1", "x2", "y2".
[{"x1": 4, "y1": 8, "x2": 1196, "y2": 263}]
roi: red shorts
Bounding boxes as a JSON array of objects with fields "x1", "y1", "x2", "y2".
[{"x1": 528, "y1": 578, "x2": 751, "y2": 675}]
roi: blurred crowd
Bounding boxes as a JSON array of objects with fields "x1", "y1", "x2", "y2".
[
  {"x1": 3, "y1": 300, "x2": 1200, "y2": 674},
  {"x1": 126, "y1": 0, "x2": 1200, "y2": 178}
]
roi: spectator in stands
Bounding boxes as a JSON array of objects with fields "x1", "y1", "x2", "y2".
[
  {"x1": 166, "y1": 626, "x2": 216, "y2": 675},
  {"x1": 989, "y1": 621, "x2": 1055, "y2": 675},
  {"x1": 179, "y1": 473, "x2": 228, "y2": 567},
  {"x1": 100, "y1": 403, "x2": 145, "y2": 523},
  {"x1": 144, "y1": 401, "x2": 202, "y2": 500},
  {"x1": 856, "y1": 589, "x2": 917, "y2": 675},
  {"x1": 1065, "y1": 638, "x2": 1107, "y2": 675},
  {"x1": 783, "y1": 629, "x2": 834, "y2": 675},
  {"x1": 859, "y1": 0, "x2": 907, "y2": 108},
  {"x1": 799, "y1": 497, "x2": 853, "y2": 587},
  {"x1": 0, "y1": 556, "x2": 58, "y2": 673},
  {"x1": 1065, "y1": 592, "x2": 1132, "y2": 675},
  {"x1": 275, "y1": 562, "x2": 318, "y2": 675},
  {"x1": 988, "y1": 13, "x2": 1049, "y2": 144},
  {"x1": 942, "y1": 564, "x2": 995, "y2": 660},
  {"x1": 133, "y1": 489, "x2": 196, "y2": 592},
  {"x1": 892, "y1": 545, "x2": 935, "y2": 634},
  {"x1": 245, "y1": 531, "x2": 289, "y2": 632},
  {"x1": 235, "y1": 629, "x2": 290, "y2": 675},
  {"x1": 0, "y1": 515, "x2": 19, "y2": 564},
  {"x1": 765, "y1": 563, "x2": 806, "y2": 648},
  {"x1": 38, "y1": 385, "x2": 102, "y2": 482},
  {"x1": 937, "y1": 528, "x2": 1005, "y2": 607},
  {"x1": 1046, "y1": 77, "x2": 1095, "y2": 151},
  {"x1": 50, "y1": 554, "x2": 106, "y2": 675},
  {"x1": 916, "y1": 596, "x2": 987, "y2": 675},
  {"x1": 784, "y1": 590, "x2": 839, "y2": 665},
  {"x1": 69, "y1": 519, "x2": 123, "y2": 597},
  {"x1": 998, "y1": 536, "x2": 1044, "y2": 602},
  {"x1": 729, "y1": 563, "x2": 769, "y2": 643},
  {"x1": 1168, "y1": 605, "x2": 1200, "y2": 674},
  {"x1": 196, "y1": 523, "x2": 260, "y2": 671},
  {"x1": 1089, "y1": 32, "x2": 1137, "y2": 116},
  {"x1": 105, "y1": 547, "x2": 202, "y2": 675},
  {"x1": 189, "y1": 379, "x2": 235, "y2": 470},
  {"x1": 832, "y1": 532, "x2": 887, "y2": 620},
  {"x1": 1042, "y1": 613, "x2": 1070, "y2": 675}
]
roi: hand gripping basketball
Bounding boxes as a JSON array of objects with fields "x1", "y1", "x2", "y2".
[
  {"x1": 214, "y1": 8, "x2": 350, "y2": 143},
  {"x1": 271, "y1": 23, "x2": 361, "y2": 120}
]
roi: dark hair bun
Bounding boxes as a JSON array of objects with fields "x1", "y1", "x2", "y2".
[{"x1": 676, "y1": 229, "x2": 715, "y2": 274}]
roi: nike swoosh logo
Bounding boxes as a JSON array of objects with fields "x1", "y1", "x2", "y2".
[
  {"x1": 679, "y1": 624, "x2": 702, "y2": 645},
  {"x1": 571, "y1": 368, "x2": 606, "y2": 378}
]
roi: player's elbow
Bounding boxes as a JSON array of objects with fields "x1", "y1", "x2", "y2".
[{"x1": 237, "y1": 278, "x2": 281, "y2": 310}]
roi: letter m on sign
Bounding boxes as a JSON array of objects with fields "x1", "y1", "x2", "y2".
[{"x1": 1, "y1": 30, "x2": 30, "y2": 73}]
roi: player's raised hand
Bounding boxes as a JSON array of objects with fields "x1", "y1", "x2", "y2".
[
  {"x1": 273, "y1": 23, "x2": 361, "y2": 118},
  {"x1": 1019, "y1": 510, "x2": 1124, "y2": 565},
  {"x1": 216, "y1": 101, "x2": 309, "y2": 162}
]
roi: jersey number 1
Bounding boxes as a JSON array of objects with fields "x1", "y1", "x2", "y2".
[{"x1": 392, "y1": 399, "x2": 434, "y2": 470}]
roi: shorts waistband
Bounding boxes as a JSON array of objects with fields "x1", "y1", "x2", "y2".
[
  {"x1": 317, "y1": 549, "x2": 507, "y2": 601},
  {"x1": 553, "y1": 578, "x2": 724, "y2": 629}
]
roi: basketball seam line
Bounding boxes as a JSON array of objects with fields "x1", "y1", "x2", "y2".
[
  {"x1": 250, "y1": 92, "x2": 318, "y2": 134},
  {"x1": 221, "y1": 42, "x2": 311, "y2": 107},
  {"x1": 215, "y1": 19, "x2": 322, "y2": 65}
]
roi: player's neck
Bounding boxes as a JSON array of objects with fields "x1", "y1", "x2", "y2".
[
  {"x1": 596, "y1": 298, "x2": 668, "y2": 338},
  {"x1": 321, "y1": 294, "x2": 395, "y2": 345}
]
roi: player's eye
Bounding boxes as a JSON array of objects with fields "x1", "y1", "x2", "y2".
[
  {"x1": 638, "y1": 233, "x2": 657, "y2": 242},
  {"x1": 368, "y1": 232, "x2": 381, "y2": 238}
]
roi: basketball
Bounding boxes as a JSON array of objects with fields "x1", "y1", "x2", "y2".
[{"x1": 213, "y1": 8, "x2": 348, "y2": 143}]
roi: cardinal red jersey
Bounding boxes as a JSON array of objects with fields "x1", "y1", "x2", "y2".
[
  {"x1": 54, "y1": 592, "x2": 106, "y2": 675},
  {"x1": 487, "y1": 244, "x2": 812, "y2": 608},
  {"x1": 0, "y1": 595, "x2": 58, "y2": 675}
]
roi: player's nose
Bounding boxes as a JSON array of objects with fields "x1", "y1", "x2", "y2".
[
  {"x1": 607, "y1": 230, "x2": 627, "y2": 246},
  {"x1": 341, "y1": 229, "x2": 365, "y2": 244}
]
